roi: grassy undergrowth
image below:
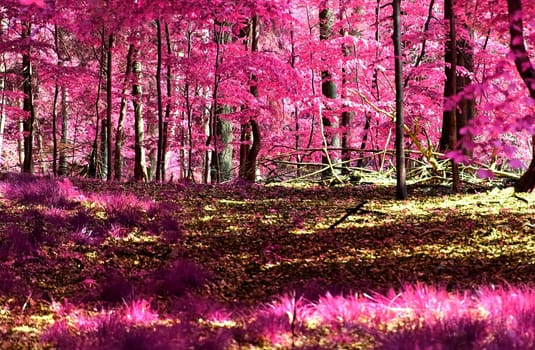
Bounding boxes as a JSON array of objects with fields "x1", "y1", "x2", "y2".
[{"x1": 1, "y1": 173, "x2": 535, "y2": 349}]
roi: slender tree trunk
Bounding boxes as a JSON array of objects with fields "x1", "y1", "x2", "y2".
[
  {"x1": 319, "y1": 6, "x2": 340, "y2": 177},
  {"x1": 52, "y1": 83, "x2": 59, "y2": 176},
  {"x1": 58, "y1": 86, "x2": 69, "y2": 176},
  {"x1": 18, "y1": 116, "x2": 24, "y2": 167},
  {"x1": 339, "y1": 3, "x2": 354, "y2": 174},
  {"x1": 184, "y1": 28, "x2": 195, "y2": 181},
  {"x1": 289, "y1": 27, "x2": 302, "y2": 176},
  {"x1": 156, "y1": 19, "x2": 164, "y2": 181},
  {"x1": 21, "y1": 22, "x2": 35, "y2": 174},
  {"x1": 211, "y1": 21, "x2": 234, "y2": 182},
  {"x1": 0, "y1": 54, "x2": 6, "y2": 168},
  {"x1": 54, "y1": 26, "x2": 69, "y2": 177},
  {"x1": 104, "y1": 34, "x2": 113, "y2": 180},
  {"x1": 393, "y1": 0, "x2": 407, "y2": 199},
  {"x1": 88, "y1": 31, "x2": 106, "y2": 178},
  {"x1": 114, "y1": 44, "x2": 134, "y2": 181},
  {"x1": 163, "y1": 23, "x2": 171, "y2": 181},
  {"x1": 132, "y1": 50, "x2": 148, "y2": 182},
  {"x1": 35, "y1": 117, "x2": 46, "y2": 174},
  {"x1": 506, "y1": 0, "x2": 535, "y2": 192},
  {"x1": 0, "y1": 19, "x2": 6, "y2": 168},
  {"x1": 443, "y1": 0, "x2": 460, "y2": 191},
  {"x1": 207, "y1": 21, "x2": 224, "y2": 183}
]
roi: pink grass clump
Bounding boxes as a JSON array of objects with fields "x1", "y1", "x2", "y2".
[
  {"x1": 247, "y1": 293, "x2": 313, "y2": 347},
  {"x1": 122, "y1": 299, "x2": 158, "y2": 325},
  {"x1": 90, "y1": 192, "x2": 151, "y2": 227}
]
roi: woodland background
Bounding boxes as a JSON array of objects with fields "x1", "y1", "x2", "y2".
[{"x1": 1, "y1": 0, "x2": 534, "y2": 190}]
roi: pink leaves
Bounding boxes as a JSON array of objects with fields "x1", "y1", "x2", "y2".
[
  {"x1": 18, "y1": 0, "x2": 45, "y2": 8},
  {"x1": 477, "y1": 168, "x2": 495, "y2": 180}
]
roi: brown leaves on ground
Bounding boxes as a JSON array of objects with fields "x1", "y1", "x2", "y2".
[{"x1": 1, "y1": 177, "x2": 535, "y2": 348}]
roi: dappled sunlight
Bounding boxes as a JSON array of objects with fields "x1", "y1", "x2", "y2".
[{"x1": 2, "y1": 175, "x2": 535, "y2": 348}]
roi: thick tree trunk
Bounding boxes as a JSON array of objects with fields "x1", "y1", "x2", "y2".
[
  {"x1": 132, "y1": 52, "x2": 148, "y2": 182},
  {"x1": 239, "y1": 16, "x2": 262, "y2": 182},
  {"x1": 218, "y1": 117, "x2": 233, "y2": 182},
  {"x1": 21, "y1": 23, "x2": 34, "y2": 174},
  {"x1": 392, "y1": 0, "x2": 407, "y2": 199},
  {"x1": 439, "y1": 4, "x2": 475, "y2": 152},
  {"x1": 506, "y1": 0, "x2": 535, "y2": 192}
]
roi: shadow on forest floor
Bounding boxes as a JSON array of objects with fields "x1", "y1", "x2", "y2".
[{"x1": 1, "y1": 173, "x2": 535, "y2": 349}]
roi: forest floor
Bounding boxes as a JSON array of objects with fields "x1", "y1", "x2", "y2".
[{"x1": 1, "y1": 174, "x2": 535, "y2": 349}]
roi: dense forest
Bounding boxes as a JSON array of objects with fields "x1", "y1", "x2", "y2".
[{"x1": 1, "y1": 0, "x2": 534, "y2": 193}]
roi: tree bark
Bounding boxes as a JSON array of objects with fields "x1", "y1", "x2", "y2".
[
  {"x1": 114, "y1": 44, "x2": 134, "y2": 181},
  {"x1": 163, "y1": 23, "x2": 171, "y2": 181},
  {"x1": 105, "y1": 34, "x2": 113, "y2": 180},
  {"x1": 21, "y1": 22, "x2": 35, "y2": 174},
  {"x1": 439, "y1": 2, "x2": 474, "y2": 152},
  {"x1": 239, "y1": 16, "x2": 262, "y2": 182},
  {"x1": 132, "y1": 50, "x2": 148, "y2": 182},
  {"x1": 88, "y1": 31, "x2": 106, "y2": 178},
  {"x1": 155, "y1": 19, "x2": 164, "y2": 181},
  {"x1": 319, "y1": 7, "x2": 340, "y2": 177},
  {"x1": 442, "y1": 0, "x2": 460, "y2": 191},
  {"x1": 506, "y1": 0, "x2": 535, "y2": 192},
  {"x1": 52, "y1": 78, "x2": 59, "y2": 176},
  {"x1": 393, "y1": 0, "x2": 407, "y2": 199},
  {"x1": 0, "y1": 18, "x2": 6, "y2": 168}
]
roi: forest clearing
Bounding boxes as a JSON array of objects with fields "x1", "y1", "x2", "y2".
[{"x1": 1, "y1": 174, "x2": 535, "y2": 349}]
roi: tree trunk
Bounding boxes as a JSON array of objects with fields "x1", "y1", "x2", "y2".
[
  {"x1": 105, "y1": 34, "x2": 113, "y2": 180},
  {"x1": 114, "y1": 44, "x2": 134, "y2": 181},
  {"x1": 212, "y1": 22, "x2": 234, "y2": 182},
  {"x1": 155, "y1": 19, "x2": 164, "y2": 181},
  {"x1": 506, "y1": 0, "x2": 535, "y2": 192},
  {"x1": 393, "y1": 0, "x2": 407, "y2": 199},
  {"x1": 448, "y1": 0, "x2": 460, "y2": 192},
  {"x1": 319, "y1": 7, "x2": 340, "y2": 177},
  {"x1": 21, "y1": 22, "x2": 35, "y2": 174},
  {"x1": 58, "y1": 85, "x2": 69, "y2": 176},
  {"x1": 163, "y1": 23, "x2": 171, "y2": 181},
  {"x1": 34, "y1": 117, "x2": 45, "y2": 174},
  {"x1": 52, "y1": 80, "x2": 59, "y2": 176},
  {"x1": 88, "y1": 31, "x2": 106, "y2": 178},
  {"x1": 339, "y1": 3, "x2": 354, "y2": 174},
  {"x1": 239, "y1": 16, "x2": 262, "y2": 182},
  {"x1": 0, "y1": 18, "x2": 6, "y2": 168},
  {"x1": 132, "y1": 51, "x2": 148, "y2": 182},
  {"x1": 439, "y1": 4, "x2": 474, "y2": 152}
]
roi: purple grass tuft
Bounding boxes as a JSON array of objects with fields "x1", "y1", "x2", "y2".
[
  {"x1": 100, "y1": 270, "x2": 133, "y2": 303},
  {"x1": 155, "y1": 259, "x2": 209, "y2": 297},
  {"x1": 0, "y1": 174, "x2": 82, "y2": 208},
  {"x1": 1, "y1": 224, "x2": 36, "y2": 259},
  {"x1": 91, "y1": 192, "x2": 149, "y2": 227}
]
